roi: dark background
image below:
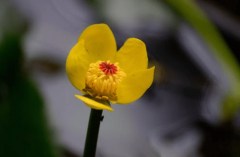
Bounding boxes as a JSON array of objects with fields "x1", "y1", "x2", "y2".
[{"x1": 1, "y1": 0, "x2": 240, "y2": 156}]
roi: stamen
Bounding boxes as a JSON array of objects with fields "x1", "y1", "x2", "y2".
[
  {"x1": 95, "y1": 96, "x2": 102, "y2": 100},
  {"x1": 83, "y1": 60, "x2": 126, "y2": 101},
  {"x1": 102, "y1": 96, "x2": 109, "y2": 100}
]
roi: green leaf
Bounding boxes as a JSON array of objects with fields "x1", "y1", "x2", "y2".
[
  {"x1": 0, "y1": 77, "x2": 56, "y2": 157},
  {"x1": 0, "y1": 2, "x2": 57, "y2": 155},
  {"x1": 162, "y1": 0, "x2": 240, "y2": 120}
]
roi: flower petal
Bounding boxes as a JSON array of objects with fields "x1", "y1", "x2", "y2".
[
  {"x1": 78, "y1": 24, "x2": 117, "y2": 62},
  {"x1": 66, "y1": 40, "x2": 89, "y2": 92},
  {"x1": 75, "y1": 95, "x2": 114, "y2": 112},
  {"x1": 117, "y1": 66, "x2": 155, "y2": 104},
  {"x1": 116, "y1": 38, "x2": 148, "y2": 74}
]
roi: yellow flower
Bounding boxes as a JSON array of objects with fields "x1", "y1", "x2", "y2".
[{"x1": 66, "y1": 24, "x2": 155, "y2": 112}]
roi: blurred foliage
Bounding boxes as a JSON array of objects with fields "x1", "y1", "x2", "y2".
[
  {"x1": 162, "y1": 0, "x2": 240, "y2": 120},
  {"x1": 85, "y1": 0, "x2": 97, "y2": 5},
  {"x1": 0, "y1": 1, "x2": 56, "y2": 157}
]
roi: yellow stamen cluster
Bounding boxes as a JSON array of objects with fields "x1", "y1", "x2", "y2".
[{"x1": 83, "y1": 60, "x2": 126, "y2": 101}]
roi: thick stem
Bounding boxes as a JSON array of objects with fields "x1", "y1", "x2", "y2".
[{"x1": 83, "y1": 109, "x2": 103, "y2": 157}]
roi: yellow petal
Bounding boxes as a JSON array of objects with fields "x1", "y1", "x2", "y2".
[
  {"x1": 116, "y1": 38, "x2": 148, "y2": 74},
  {"x1": 66, "y1": 40, "x2": 89, "y2": 92},
  {"x1": 78, "y1": 24, "x2": 117, "y2": 62},
  {"x1": 117, "y1": 67, "x2": 155, "y2": 104},
  {"x1": 75, "y1": 95, "x2": 114, "y2": 112}
]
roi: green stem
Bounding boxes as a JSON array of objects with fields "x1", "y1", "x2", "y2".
[{"x1": 83, "y1": 109, "x2": 103, "y2": 157}]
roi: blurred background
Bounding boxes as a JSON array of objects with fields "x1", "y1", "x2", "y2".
[{"x1": 1, "y1": 0, "x2": 240, "y2": 156}]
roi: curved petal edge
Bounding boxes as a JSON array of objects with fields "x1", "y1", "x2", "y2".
[
  {"x1": 117, "y1": 66, "x2": 155, "y2": 104},
  {"x1": 66, "y1": 40, "x2": 90, "y2": 93},
  {"x1": 116, "y1": 38, "x2": 148, "y2": 74},
  {"x1": 75, "y1": 95, "x2": 114, "y2": 112},
  {"x1": 78, "y1": 23, "x2": 117, "y2": 62}
]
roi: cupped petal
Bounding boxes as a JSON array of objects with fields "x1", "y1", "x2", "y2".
[
  {"x1": 75, "y1": 95, "x2": 114, "y2": 112},
  {"x1": 66, "y1": 40, "x2": 89, "y2": 92},
  {"x1": 78, "y1": 24, "x2": 117, "y2": 62},
  {"x1": 116, "y1": 38, "x2": 148, "y2": 74},
  {"x1": 117, "y1": 66, "x2": 155, "y2": 104}
]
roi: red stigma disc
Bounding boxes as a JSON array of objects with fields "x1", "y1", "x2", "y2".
[{"x1": 99, "y1": 62, "x2": 118, "y2": 75}]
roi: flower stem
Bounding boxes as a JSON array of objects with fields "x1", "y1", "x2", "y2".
[{"x1": 83, "y1": 109, "x2": 103, "y2": 157}]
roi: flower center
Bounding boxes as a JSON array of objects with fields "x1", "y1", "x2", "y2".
[
  {"x1": 99, "y1": 62, "x2": 117, "y2": 75},
  {"x1": 83, "y1": 60, "x2": 126, "y2": 101}
]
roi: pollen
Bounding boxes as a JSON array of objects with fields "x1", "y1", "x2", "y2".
[{"x1": 84, "y1": 60, "x2": 126, "y2": 101}]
